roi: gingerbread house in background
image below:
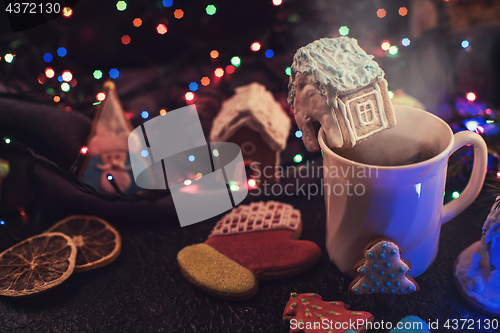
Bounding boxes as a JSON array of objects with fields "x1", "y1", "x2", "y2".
[
  {"x1": 288, "y1": 37, "x2": 396, "y2": 150},
  {"x1": 210, "y1": 83, "x2": 291, "y2": 185}
]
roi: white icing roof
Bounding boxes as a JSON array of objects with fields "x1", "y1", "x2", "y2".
[
  {"x1": 210, "y1": 83, "x2": 291, "y2": 152},
  {"x1": 288, "y1": 37, "x2": 385, "y2": 109}
]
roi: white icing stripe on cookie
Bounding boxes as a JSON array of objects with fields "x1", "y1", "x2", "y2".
[{"x1": 209, "y1": 201, "x2": 300, "y2": 237}]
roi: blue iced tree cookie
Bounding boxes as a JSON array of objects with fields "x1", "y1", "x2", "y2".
[{"x1": 350, "y1": 238, "x2": 419, "y2": 307}]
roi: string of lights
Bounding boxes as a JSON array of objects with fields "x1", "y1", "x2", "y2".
[{"x1": 2, "y1": 137, "x2": 170, "y2": 202}]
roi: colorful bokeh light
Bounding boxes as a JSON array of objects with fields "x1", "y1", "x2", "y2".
[
  {"x1": 121, "y1": 35, "x2": 131, "y2": 45},
  {"x1": 377, "y1": 8, "x2": 386, "y2": 18},
  {"x1": 109, "y1": 68, "x2": 120, "y2": 79},
  {"x1": 93, "y1": 70, "x2": 103, "y2": 79},
  {"x1": 133, "y1": 18, "x2": 142, "y2": 27},
  {"x1": 116, "y1": 1, "x2": 127, "y2": 11},
  {"x1": 250, "y1": 42, "x2": 261, "y2": 52},
  {"x1": 157, "y1": 24, "x2": 167, "y2": 34},
  {"x1": 214, "y1": 67, "x2": 224, "y2": 77},
  {"x1": 96, "y1": 92, "x2": 106, "y2": 101},
  {"x1": 339, "y1": 26, "x2": 349, "y2": 36},
  {"x1": 185, "y1": 92, "x2": 195, "y2": 101},
  {"x1": 45, "y1": 68, "x2": 55, "y2": 79},
  {"x1": 210, "y1": 50, "x2": 219, "y2": 59},
  {"x1": 174, "y1": 9, "x2": 184, "y2": 19},
  {"x1": 62, "y1": 7, "x2": 72, "y2": 17},
  {"x1": 201, "y1": 77, "x2": 210, "y2": 86},
  {"x1": 230, "y1": 56, "x2": 241, "y2": 67},
  {"x1": 206, "y1": 5, "x2": 216, "y2": 15},
  {"x1": 466, "y1": 92, "x2": 476, "y2": 102}
]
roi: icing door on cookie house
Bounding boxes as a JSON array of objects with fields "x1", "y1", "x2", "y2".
[
  {"x1": 128, "y1": 105, "x2": 248, "y2": 227},
  {"x1": 344, "y1": 86, "x2": 388, "y2": 140}
]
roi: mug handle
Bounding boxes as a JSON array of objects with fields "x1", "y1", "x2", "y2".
[{"x1": 441, "y1": 131, "x2": 488, "y2": 224}]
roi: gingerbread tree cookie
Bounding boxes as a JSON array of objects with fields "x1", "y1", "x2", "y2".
[
  {"x1": 349, "y1": 238, "x2": 419, "y2": 307},
  {"x1": 283, "y1": 292, "x2": 374, "y2": 333},
  {"x1": 177, "y1": 201, "x2": 321, "y2": 300}
]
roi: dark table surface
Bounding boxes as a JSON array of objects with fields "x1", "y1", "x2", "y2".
[{"x1": 0, "y1": 190, "x2": 496, "y2": 333}]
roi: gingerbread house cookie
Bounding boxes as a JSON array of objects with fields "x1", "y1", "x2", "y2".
[
  {"x1": 210, "y1": 83, "x2": 291, "y2": 184},
  {"x1": 288, "y1": 37, "x2": 396, "y2": 151}
]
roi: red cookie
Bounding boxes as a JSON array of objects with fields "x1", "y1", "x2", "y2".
[
  {"x1": 177, "y1": 201, "x2": 321, "y2": 300},
  {"x1": 283, "y1": 292, "x2": 374, "y2": 333}
]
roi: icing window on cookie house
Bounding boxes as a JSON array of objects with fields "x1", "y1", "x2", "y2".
[
  {"x1": 355, "y1": 101, "x2": 377, "y2": 126},
  {"x1": 241, "y1": 142, "x2": 256, "y2": 155}
]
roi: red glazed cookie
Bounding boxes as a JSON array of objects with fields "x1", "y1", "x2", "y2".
[
  {"x1": 177, "y1": 201, "x2": 321, "y2": 300},
  {"x1": 283, "y1": 292, "x2": 374, "y2": 333}
]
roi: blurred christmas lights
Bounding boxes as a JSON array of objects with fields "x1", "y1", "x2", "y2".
[
  {"x1": 339, "y1": 26, "x2": 349, "y2": 36},
  {"x1": 293, "y1": 154, "x2": 303, "y2": 163},
  {"x1": 272, "y1": 0, "x2": 282, "y2": 5},
  {"x1": 162, "y1": 0, "x2": 173, "y2": 8},
  {"x1": 201, "y1": 77, "x2": 210, "y2": 86},
  {"x1": 121, "y1": 35, "x2": 131, "y2": 45},
  {"x1": 141, "y1": 150, "x2": 149, "y2": 157},
  {"x1": 214, "y1": 67, "x2": 224, "y2": 77},
  {"x1": 188, "y1": 155, "x2": 195, "y2": 162},
  {"x1": 116, "y1": 1, "x2": 127, "y2": 11},
  {"x1": 62, "y1": 7, "x2": 72, "y2": 17},
  {"x1": 230, "y1": 56, "x2": 241, "y2": 67},
  {"x1": 247, "y1": 178, "x2": 257, "y2": 189},
  {"x1": 265, "y1": 49, "x2": 274, "y2": 58},
  {"x1": 401, "y1": 38, "x2": 410, "y2": 47},
  {"x1": 174, "y1": 9, "x2": 184, "y2": 19},
  {"x1": 185, "y1": 92, "x2": 195, "y2": 101},
  {"x1": 381, "y1": 40, "x2": 391, "y2": 51},
  {"x1": 466, "y1": 92, "x2": 476, "y2": 102},
  {"x1": 206, "y1": 5, "x2": 216, "y2": 15},
  {"x1": 80, "y1": 146, "x2": 89, "y2": 155},
  {"x1": 4, "y1": 54, "x2": 13, "y2": 63},
  {"x1": 210, "y1": 50, "x2": 219, "y2": 59},
  {"x1": 225, "y1": 65, "x2": 235, "y2": 74},
  {"x1": 61, "y1": 82, "x2": 70, "y2": 92},
  {"x1": 388, "y1": 45, "x2": 399, "y2": 56},
  {"x1": 285, "y1": 67, "x2": 291, "y2": 76},
  {"x1": 62, "y1": 70, "x2": 73, "y2": 82},
  {"x1": 157, "y1": 24, "x2": 167, "y2": 34},
  {"x1": 45, "y1": 68, "x2": 55, "y2": 79},
  {"x1": 93, "y1": 70, "x2": 103, "y2": 79},
  {"x1": 184, "y1": 179, "x2": 192, "y2": 186},
  {"x1": 461, "y1": 40, "x2": 470, "y2": 49},
  {"x1": 43, "y1": 53, "x2": 53, "y2": 63},
  {"x1": 377, "y1": 8, "x2": 386, "y2": 18},
  {"x1": 109, "y1": 68, "x2": 120, "y2": 79},
  {"x1": 159, "y1": 109, "x2": 167, "y2": 116},
  {"x1": 250, "y1": 42, "x2": 261, "y2": 52},
  {"x1": 398, "y1": 7, "x2": 408, "y2": 16},
  {"x1": 141, "y1": 111, "x2": 149, "y2": 119},
  {"x1": 133, "y1": 18, "x2": 142, "y2": 27},
  {"x1": 57, "y1": 47, "x2": 67, "y2": 57},
  {"x1": 295, "y1": 130, "x2": 302, "y2": 138},
  {"x1": 96, "y1": 92, "x2": 106, "y2": 101},
  {"x1": 189, "y1": 82, "x2": 199, "y2": 91}
]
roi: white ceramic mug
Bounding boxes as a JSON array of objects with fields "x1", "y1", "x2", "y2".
[{"x1": 318, "y1": 105, "x2": 488, "y2": 278}]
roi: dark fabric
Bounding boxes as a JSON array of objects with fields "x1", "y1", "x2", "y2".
[{"x1": 0, "y1": 97, "x2": 177, "y2": 224}]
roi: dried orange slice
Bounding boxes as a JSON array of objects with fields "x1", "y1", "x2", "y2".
[
  {"x1": 0, "y1": 232, "x2": 77, "y2": 297},
  {"x1": 46, "y1": 215, "x2": 121, "y2": 272}
]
